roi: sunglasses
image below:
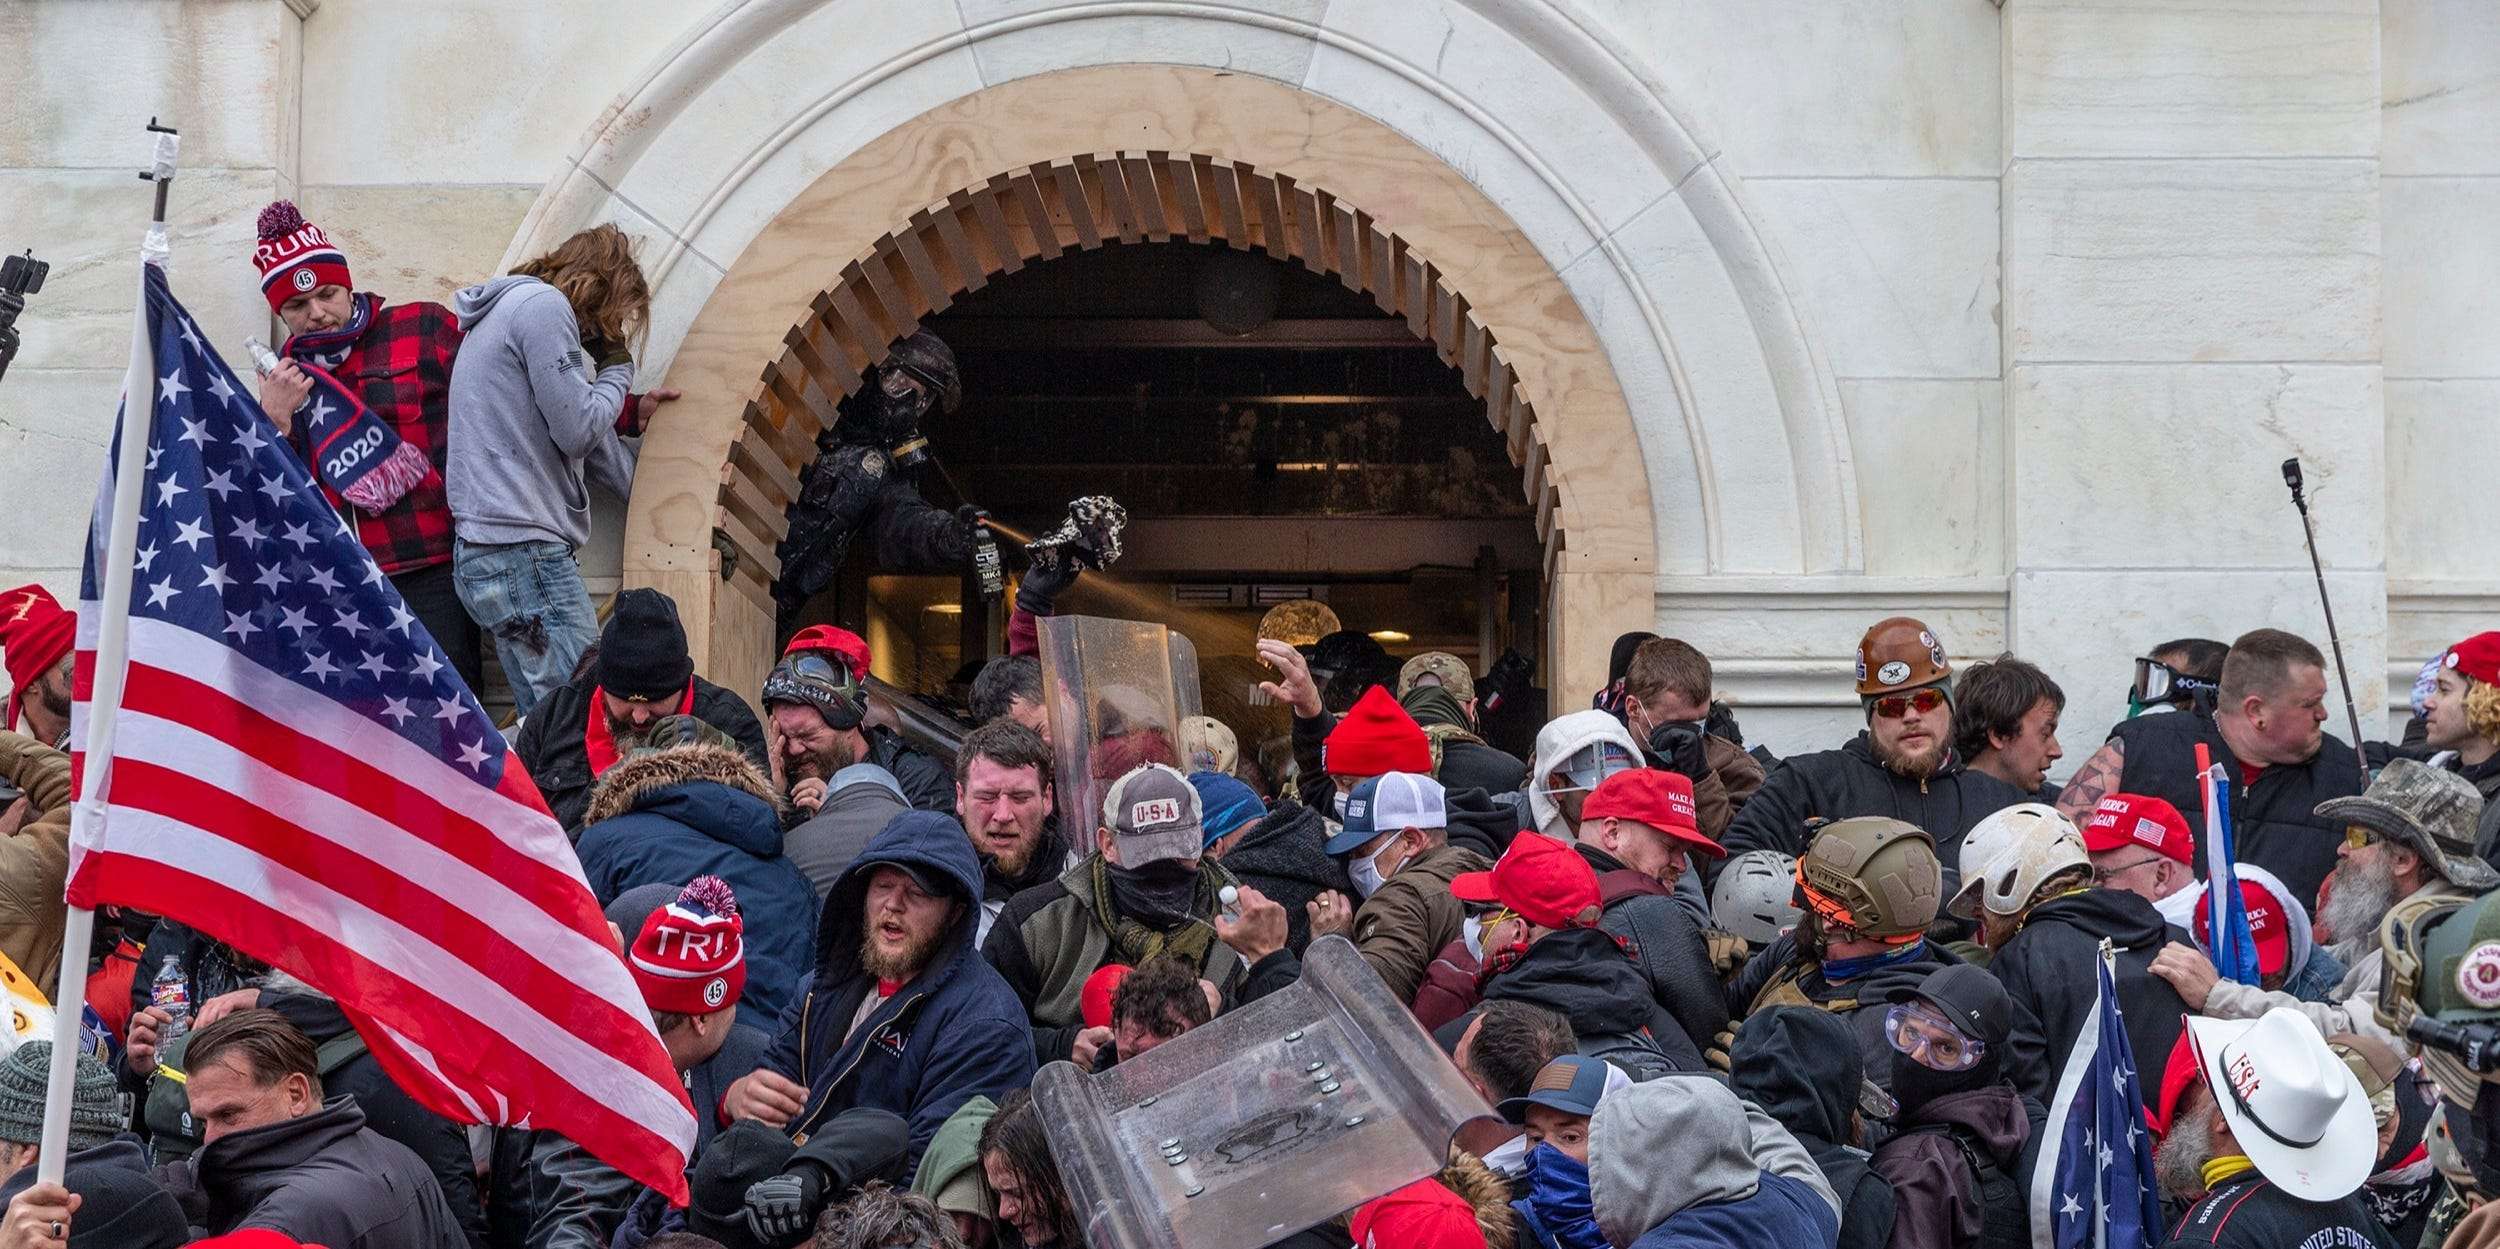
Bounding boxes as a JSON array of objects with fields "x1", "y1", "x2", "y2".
[
  {"x1": 1885, "y1": 1003, "x2": 1985, "y2": 1072},
  {"x1": 1869, "y1": 687, "x2": 1947, "y2": 720},
  {"x1": 2345, "y1": 826, "x2": 2384, "y2": 851}
]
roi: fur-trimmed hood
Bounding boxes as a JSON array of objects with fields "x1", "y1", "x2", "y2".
[
  {"x1": 582, "y1": 743, "x2": 785, "y2": 857},
  {"x1": 1441, "y1": 1150, "x2": 1518, "y2": 1249},
  {"x1": 584, "y1": 742, "x2": 781, "y2": 825}
]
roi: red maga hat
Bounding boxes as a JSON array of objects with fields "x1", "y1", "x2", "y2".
[
  {"x1": 1450, "y1": 833, "x2": 1600, "y2": 930},
  {"x1": 1581, "y1": 768, "x2": 1721, "y2": 858}
]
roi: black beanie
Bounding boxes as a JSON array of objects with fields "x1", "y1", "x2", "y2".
[
  {"x1": 64, "y1": 1160, "x2": 189, "y2": 1249},
  {"x1": 598, "y1": 589, "x2": 693, "y2": 702}
]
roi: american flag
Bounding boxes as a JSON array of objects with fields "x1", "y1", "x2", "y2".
[
  {"x1": 2028, "y1": 940, "x2": 2163, "y2": 1249},
  {"x1": 67, "y1": 262, "x2": 694, "y2": 1201}
]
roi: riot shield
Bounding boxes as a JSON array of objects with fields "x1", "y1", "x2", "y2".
[
  {"x1": 1039, "y1": 615, "x2": 1199, "y2": 839},
  {"x1": 1034, "y1": 936, "x2": 1491, "y2": 1249}
]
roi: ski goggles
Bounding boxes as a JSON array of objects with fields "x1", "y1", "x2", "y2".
[
  {"x1": 2131, "y1": 657, "x2": 2217, "y2": 707},
  {"x1": 1867, "y1": 686, "x2": 1946, "y2": 720},
  {"x1": 1885, "y1": 1002, "x2": 1986, "y2": 1072}
]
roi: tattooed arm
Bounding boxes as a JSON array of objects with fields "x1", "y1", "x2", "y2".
[{"x1": 2055, "y1": 737, "x2": 2124, "y2": 822}]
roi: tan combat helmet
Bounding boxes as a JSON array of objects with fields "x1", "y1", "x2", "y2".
[{"x1": 1799, "y1": 816, "x2": 1942, "y2": 943}]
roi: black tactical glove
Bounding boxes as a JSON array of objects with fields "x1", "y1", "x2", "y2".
[
  {"x1": 742, "y1": 1164, "x2": 827, "y2": 1244},
  {"x1": 1644, "y1": 720, "x2": 1710, "y2": 783},
  {"x1": 1015, "y1": 558, "x2": 1081, "y2": 616}
]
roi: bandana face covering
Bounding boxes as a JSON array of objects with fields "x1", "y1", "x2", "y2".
[
  {"x1": 1106, "y1": 860, "x2": 1203, "y2": 928},
  {"x1": 1521, "y1": 1144, "x2": 1606, "y2": 1249}
]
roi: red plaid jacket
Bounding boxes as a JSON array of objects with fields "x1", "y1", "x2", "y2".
[{"x1": 284, "y1": 298, "x2": 462, "y2": 574}]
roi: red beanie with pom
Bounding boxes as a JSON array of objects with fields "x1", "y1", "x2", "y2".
[{"x1": 253, "y1": 201, "x2": 351, "y2": 312}]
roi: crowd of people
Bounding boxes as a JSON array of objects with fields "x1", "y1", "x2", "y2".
[{"x1": 2, "y1": 204, "x2": 2500, "y2": 1249}]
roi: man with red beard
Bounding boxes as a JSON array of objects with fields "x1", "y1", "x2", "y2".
[
  {"x1": 954, "y1": 720, "x2": 1063, "y2": 945},
  {"x1": 724, "y1": 809, "x2": 1033, "y2": 1205},
  {"x1": 1722, "y1": 617, "x2": 2027, "y2": 879},
  {"x1": 762, "y1": 625, "x2": 953, "y2": 815}
]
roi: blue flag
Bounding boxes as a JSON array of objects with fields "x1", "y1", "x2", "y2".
[
  {"x1": 2201, "y1": 764, "x2": 2261, "y2": 986},
  {"x1": 2029, "y1": 941, "x2": 2165, "y2": 1249}
]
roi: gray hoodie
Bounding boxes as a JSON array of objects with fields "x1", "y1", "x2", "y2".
[
  {"x1": 446, "y1": 275, "x2": 638, "y2": 548},
  {"x1": 1590, "y1": 1075, "x2": 1840, "y2": 1248}
]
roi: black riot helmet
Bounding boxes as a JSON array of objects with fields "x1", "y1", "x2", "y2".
[{"x1": 853, "y1": 329, "x2": 962, "y2": 470}]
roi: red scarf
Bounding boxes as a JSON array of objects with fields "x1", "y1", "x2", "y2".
[{"x1": 583, "y1": 681, "x2": 696, "y2": 777}]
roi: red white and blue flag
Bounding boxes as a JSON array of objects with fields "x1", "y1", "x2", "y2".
[
  {"x1": 2029, "y1": 941, "x2": 2163, "y2": 1249},
  {"x1": 2194, "y1": 744, "x2": 2262, "y2": 988},
  {"x1": 67, "y1": 262, "x2": 694, "y2": 1201}
]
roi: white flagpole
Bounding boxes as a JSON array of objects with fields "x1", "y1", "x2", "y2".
[{"x1": 37, "y1": 124, "x2": 178, "y2": 1189}]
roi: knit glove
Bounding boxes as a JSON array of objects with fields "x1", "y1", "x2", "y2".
[
  {"x1": 742, "y1": 1166, "x2": 827, "y2": 1243},
  {"x1": 582, "y1": 336, "x2": 635, "y2": 372}
]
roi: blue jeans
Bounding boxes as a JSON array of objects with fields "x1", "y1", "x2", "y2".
[{"x1": 452, "y1": 538, "x2": 597, "y2": 718}]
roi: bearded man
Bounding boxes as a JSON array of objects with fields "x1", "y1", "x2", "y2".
[
  {"x1": 724, "y1": 810, "x2": 1034, "y2": 1178},
  {"x1": 1721, "y1": 617, "x2": 2027, "y2": 877},
  {"x1": 953, "y1": 720, "x2": 1062, "y2": 944},
  {"x1": 761, "y1": 624, "x2": 953, "y2": 816},
  {"x1": 2149, "y1": 760, "x2": 2495, "y2": 1049}
]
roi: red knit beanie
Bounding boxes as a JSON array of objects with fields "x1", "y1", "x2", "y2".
[
  {"x1": 1324, "y1": 686, "x2": 1432, "y2": 778},
  {"x1": 628, "y1": 877, "x2": 745, "y2": 1016},
  {"x1": 0, "y1": 584, "x2": 73, "y2": 731},
  {"x1": 253, "y1": 201, "x2": 352, "y2": 312}
]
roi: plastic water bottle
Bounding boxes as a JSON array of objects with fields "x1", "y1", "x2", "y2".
[
  {"x1": 1219, "y1": 884, "x2": 1242, "y2": 923},
  {"x1": 149, "y1": 961, "x2": 192, "y2": 1045}
]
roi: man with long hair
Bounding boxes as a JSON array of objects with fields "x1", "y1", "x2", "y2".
[
  {"x1": 446, "y1": 223, "x2": 680, "y2": 715},
  {"x1": 976, "y1": 1092, "x2": 1080, "y2": 1249}
]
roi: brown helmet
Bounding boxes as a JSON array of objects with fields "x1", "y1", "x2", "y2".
[
  {"x1": 1855, "y1": 616, "x2": 1951, "y2": 697},
  {"x1": 1799, "y1": 817, "x2": 1941, "y2": 941}
]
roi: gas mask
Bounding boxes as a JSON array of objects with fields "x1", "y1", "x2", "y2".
[{"x1": 866, "y1": 366, "x2": 934, "y2": 469}]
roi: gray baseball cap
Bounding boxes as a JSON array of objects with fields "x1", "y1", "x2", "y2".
[{"x1": 1101, "y1": 763, "x2": 1204, "y2": 867}]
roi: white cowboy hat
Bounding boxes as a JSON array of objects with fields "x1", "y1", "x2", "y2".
[{"x1": 2183, "y1": 1009, "x2": 2376, "y2": 1201}]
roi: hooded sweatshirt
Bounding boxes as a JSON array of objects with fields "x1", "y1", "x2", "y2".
[
  {"x1": 1528, "y1": 712, "x2": 1645, "y2": 842},
  {"x1": 1589, "y1": 1075, "x2": 1840, "y2": 1249},
  {"x1": 909, "y1": 1095, "x2": 999, "y2": 1228},
  {"x1": 1985, "y1": 887, "x2": 2189, "y2": 1106},
  {"x1": 445, "y1": 274, "x2": 637, "y2": 548},
  {"x1": 1483, "y1": 927, "x2": 1706, "y2": 1072},
  {"x1": 756, "y1": 810, "x2": 1035, "y2": 1170},
  {"x1": 1729, "y1": 1008, "x2": 1897, "y2": 1249}
]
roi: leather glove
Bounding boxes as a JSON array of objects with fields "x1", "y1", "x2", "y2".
[
  {"x1": 1015, "y1": 559, "x2": 1081, "y2": 615},
  {"x1": 1708, "y1": 1029, "x2": 1737, "y2": 1074},
  {"x1": 1644, "y1": 721, "x2": 1709, "y2": 783},
  {"x1": 742, "y1": 1166, "x2": 827, "y2": 1244},
  {"x1": 1704, "y1": 930, "x2": 1752, "y2": 982}
]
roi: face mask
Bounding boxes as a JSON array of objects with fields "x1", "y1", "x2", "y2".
[
  {"x1": 1521, "y1": 1145, "x2": 1605, "y2": 1249},
  {"x1": 1106, "y1": 860, "x2": 1203, "y2": 927},
  {"x1": 1462, "y1": 914, "x2": 1486, "y2": 963},
  {"x1": 1347, "y1": 835, "x2": 1405, "y2": 899},
  {"x1": 865, "y1": 377, "x2": 933, "y2": 467}
]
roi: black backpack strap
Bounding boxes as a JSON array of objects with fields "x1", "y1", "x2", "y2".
[{"x1": 315, "y1": 1027, "x2": 368, "y2": 1077}]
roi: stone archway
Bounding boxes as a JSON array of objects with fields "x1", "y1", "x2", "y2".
[{"x1": 621, "y1": 65, "x2": 1671, "y2": 702}]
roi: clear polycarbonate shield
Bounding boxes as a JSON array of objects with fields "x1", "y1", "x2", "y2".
[
  {"x1": 1168, "y1": 631, "x2": 1203, "y2": 725},
  {"x1": 1039, "y1": 614, "x2": 1199, "y2": 837},
  {"x1": 1034, "y1": 936, "x2": 1491, "y2": 1249}
]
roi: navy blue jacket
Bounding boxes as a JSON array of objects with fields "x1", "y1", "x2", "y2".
[
  {"x1": 574, "y1": 744, "x2": 819, "y2": 1023},
  {"x1": 757, "y1": 810, "x2": 1036, "y2": 1171}
]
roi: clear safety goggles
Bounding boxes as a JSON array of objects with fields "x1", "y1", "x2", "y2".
[
  {"x1": 2131, "y1": 657, "x2": 2217, "y2": 707},
  {"x1": 1546, "y1": 743, "x2": 1638, "y2": 797},
  {"x1": 1885, "y1": 1002, "x2": 1986, "y2": 1072}
]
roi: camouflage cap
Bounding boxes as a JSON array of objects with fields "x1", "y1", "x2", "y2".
[
  {"x1": 625, "y1": 713, "x2": 741, "y2": 760},
  {"x1": 2318, "y1": 759, "x2": 2499, "y2": 891},
  {"x1": 1397, "y1": 652, "x2": 1476, "y2": 703}
]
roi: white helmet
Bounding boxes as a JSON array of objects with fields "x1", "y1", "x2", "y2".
[
  {"x1": 1949, "y1": 803, "x2": 2090, "y2": 920},
  {"x1": 1711, "y1": 850, "x2": 1802, "y2": 944}
]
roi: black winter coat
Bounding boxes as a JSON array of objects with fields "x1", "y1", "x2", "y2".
[
  {"x1": 1720, "y1": 734, "x2": 2027, "y2": 881},
  {"x1": 1218, "y1": 801, "x2": 1352, "y2": 956},
  {"x1": 512, "y1": 671, "x2": 769, "y2": 832},
  {"x1": 1869, "y1": 1084, "x2": 2043, "y2": 1249},
  {"x1": 1577, "y1": 846, "x2": 1729, "y2": 1061},
  {"x1": 1732, "y1": 936, "x2": 1967, "y2": 1091},
  {"x1": 1439, "y1": 738, "x2": 1529, "y2": 798},
  {"x1": 1987, "y1": 889, "x2": 2191, "y2": 1105},
  {"x1": 862, "y1": 723, "x2": 955, "y2": 814},
  {"x1": 1729, "y1": 1007, "x2": 1898, "y2": 1249},
  {"x1": 2110, "y1": 710, "x2": 2365, "y2": 910},
  {"x1": 1482, "y1": 926, "x2": 1706, "y2": 1070},
  {"x1": 157, "y1": 1098, "x2": 467, "y2": 1249},
  {"x1": 257, "y1": 991, "x2": 484, "y2": 1248}
]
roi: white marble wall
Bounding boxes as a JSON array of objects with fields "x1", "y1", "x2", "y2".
[
  {"x1": 2002, "y1": 0, "x2": 2389, "y2": 758},
  {"x1": 2382, "y1": 0, "x2": 2500, "y2": 728}
]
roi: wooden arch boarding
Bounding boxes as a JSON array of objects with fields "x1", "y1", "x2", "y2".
[
  {"x1": 716, "y1": 153, "x2": 1554, "y2": 651},
  {"x1": 626, "y1": 65, "x2": 1664, "y2": 704}
]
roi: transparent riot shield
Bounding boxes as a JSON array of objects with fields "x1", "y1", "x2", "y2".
[
  {"x1": 1039, "y1": 615, "x2": 1200, "y2": 837},
  {"x1": 1033, "y1": 936, "x2": 1491, "y2": 1249},
  {"x1": 1168, "y1": 632, "x2": 1203, "y2": 726}
]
